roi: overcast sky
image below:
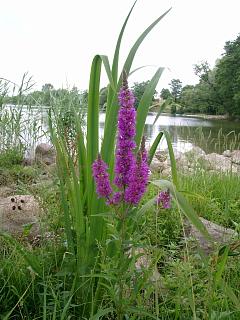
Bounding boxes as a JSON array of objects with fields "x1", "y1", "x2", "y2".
[{"x1": 1, "y1": 0, "x2": 240, "y2": 93}]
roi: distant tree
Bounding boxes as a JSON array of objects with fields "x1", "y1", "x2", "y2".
[
  {"x1": 99, "y1": 87, "x2": 108, "y2": 109},
  {"x1": 160, "y1": 88, "x2": 172, "y2": 100},
  {"x1": 215, "y1": 34, "x2": 240, "y2": 116},
  {"x1": 42, "y1": 83, "x2": 54, "y2": 92},
  {"x1": 131, "y1": 81, "x2": 157, "y2": 108},
  {"x1": 169, "y1": 79, "x2": 182, "y2": 102}
]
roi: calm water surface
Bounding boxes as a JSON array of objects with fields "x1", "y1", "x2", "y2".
[
  {"x1": 3, "y1": 105, "x2": 240, "y2": 154},
  {"x1": 99, "y1": 113, "x2": 240, "y2": 153}
]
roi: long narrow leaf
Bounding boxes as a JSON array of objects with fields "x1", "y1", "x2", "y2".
[
  {"x1": 163, "y1": 129, "x2": 178, "y2": 188},
  {"x1": 152, "y1": 179, "x2": 211, "y2": 240},
  {"x1": 135, "y1": 67, "x2": 164, "y2": 148},
  {"x1": 123, "y1": 8, "x2": 171, "y2": 74},
  {"x1": 148, "y1": 131, "x2": 163, "y2": 164},
  {"x1": 152, "y1": 98, "x2": 171, "y2": 125},
  {"x1": 87, "y1": 55, "x2": 102, "y2": 211}
]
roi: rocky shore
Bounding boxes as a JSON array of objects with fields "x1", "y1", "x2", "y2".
[{"x1": 150, "y1": 146, "x2": 240, "y2": 176}]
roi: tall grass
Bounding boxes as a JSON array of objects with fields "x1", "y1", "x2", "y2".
[{"x1": 0, "y1": 2, "x2": 226, "y2": 319}]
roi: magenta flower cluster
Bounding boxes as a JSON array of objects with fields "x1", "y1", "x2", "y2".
[
  {"x1": 156, "y1": 190, "x2": 171, "y2": 209},
  {"x1": 92, "y1": 73, "x2": 149, "y2": 206},
  {"x1": 92, "y1": 155, "x2": 112, "y2": 199}
]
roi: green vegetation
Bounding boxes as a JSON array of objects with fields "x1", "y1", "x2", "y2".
[
  {"x1": 1, "y1": 3, "x2": 240, "y2": 320},
  {"x1": 161, "y1": 34, "x2": 240, "y2": 117}
]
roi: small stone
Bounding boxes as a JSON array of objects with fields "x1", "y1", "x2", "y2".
[
  {"x1": 0, "y1": 195, "x2": 41, "y2": 237},
  {"x1": 35, "y1": 143, "x2": 56, "y2": 166}
]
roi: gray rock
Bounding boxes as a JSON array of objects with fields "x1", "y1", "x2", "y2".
[
  {"x1": 223, "y1": 150, "x2": 232, "y2": 157},
  {"x1": 185, "y1": 146, "x2": 206, "y2": 160},
  {"x1": 0, "y1": 195, "x2": 41, "y2": 237},
  {"x1": 231, "y1": 150, "x2": 240, "y2": 165},
  {"x1": 161, "y1": 167, "x2": 171, "y2": 177},
  {"x1": 155, "y1": 150, "x2": 168, "y2": 162},
  {"x1": 205, "y1": 153, "x2": 233, "y2": 172},
  {"x1": 185, "y1": 217, "x2": 237, "y2": 255},
  {"x1": 35, "y1": 143, "x2": 56, "y2": 165},
  {"x1": 150, "y1": 157, "x2": 161, "y2": 173}
]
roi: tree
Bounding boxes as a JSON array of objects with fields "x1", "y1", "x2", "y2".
[
  {"x1": 169, "y1": 79, "x2": 182, "y2": 102},
  {"x1": 131, "y1": 81, "x2": 157, "y2": 108},
  {"x1": 160, "y1": 88, "x2": 172, "y2": 100},
  {"x1": 215, "y1": 34, "x2": 240, "y2": 116},
  {"x1": 42, "y1": 83, "x2": 54, "y2": 92},
  {"x1": 99, "y1": 87, "x2": 108, "y2": 109}
]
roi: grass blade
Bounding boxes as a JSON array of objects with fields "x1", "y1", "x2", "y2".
[
  {"x1": 163, "y1": 129, "x2": 178, "y2": 188},
  {"x1": 148, "y1": 131, "x2": 163, "y2": 164}
]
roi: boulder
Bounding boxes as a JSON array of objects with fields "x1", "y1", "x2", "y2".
[
  {"x1": 35, "y1": 143, "x2": 56, "y2": 166},
  {"x1": 185, "y1": 217, "x2": 237, "y2": 255},
  {"x1": 161, "y1": 167, "x2": 171, "y2": 177},
  {"x1": 0, "y1": 195, "x2": 41, "y2": 237},
  {"x1": 150, "y1": 157, "x2": 161, "y2": 173},
  {"x1": 154, "y1": 150, "x2": 168, "y2": 162},
  {"x1": 205, "y1": 153, "x2": 233, "y2": 172},
  {"x1": 150, "y1": 157, "x2": 168, "y2": 173},
  {"x1": 223, "y1": 150, "x2": 232, "y2": 158},
  {"x1": 185, "y1": 146, "x2": 206, "y2": 161},
  {"x1": 231, "y1": 150, "x2": 240, "y2": 165}
]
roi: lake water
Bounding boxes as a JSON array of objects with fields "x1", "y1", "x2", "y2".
[
  {"x1": 99, "y1": 113, "x2": 240, "y2": 154},
  {"x1": 2, "y1": 105, "x2": 240, "y2": 154}
]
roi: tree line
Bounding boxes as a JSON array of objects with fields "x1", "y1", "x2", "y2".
[{"x1": 160, "y1": 34, "x2": 240, "y2": 117}]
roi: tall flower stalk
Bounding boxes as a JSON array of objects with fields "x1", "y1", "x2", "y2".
[
  {"x1": 92, "y1": 71, "x2": 150, "y2": 319},
  {"x1": 92, "y1": 71, "x2": 149, "y2": 207}
]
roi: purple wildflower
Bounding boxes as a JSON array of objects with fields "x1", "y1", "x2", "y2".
[
  {"x1": 92, "y1": 154, "x2": 112, "y2": 199},
  {"x1": 114, "y1": 72, "x2": 136, "y2": 189},
  {"x1": 125, "y1": 137, "x2": 150, "y2": 205},
  {"x1": 107, "y1": 192, "x2": 123, "y2": 206},
  {"x1": 156, "y1": 190, "x2": 171, "y2": 209}
]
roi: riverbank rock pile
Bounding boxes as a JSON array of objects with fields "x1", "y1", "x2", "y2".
[{"x1": 150, "y1": 147, "x2": 240, "y2": 176}]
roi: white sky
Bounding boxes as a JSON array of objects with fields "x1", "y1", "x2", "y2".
[{"x1": 1, "y1": 0, "x2": 240, "y2": 93}]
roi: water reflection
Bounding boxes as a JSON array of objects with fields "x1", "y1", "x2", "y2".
[
  {"x1": 3, "y1": 105, "x2": 240, "y2": 154},
  {"x1": 99, "y1": 113, "x2": 240, "y2": 153}
]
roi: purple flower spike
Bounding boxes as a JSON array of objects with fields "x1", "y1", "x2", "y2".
[
  {"x1": 114, "y1": 72, "x2": 136, "y2": 189},
  {"x1": 156, "y1": 190, "x2": 171, "y2": 209},
  {"x1": 125, "y1": 137, "x2": 150, "y2": 205},
  {"x1": 92, "y1": 154, "x2": 112, "y2": 199}
]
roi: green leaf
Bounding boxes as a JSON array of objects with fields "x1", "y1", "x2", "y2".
[
  {"x1": 163, "y1": 130, "x2": 178, "y2": 188},
  {"x1": 152, "y1": 180, "x2": 211, "y2": 240},
  {"x1": 135, "y1": 67, "x2": 164, "y2": 148},
  {"x1": 123, "y1": 8, "x2": 171, "y2": 74},
  {"x1": 90, "y1": 308, "x2": 114, "y2": 320},
  {"x1": 0, "y1": 232, "x2": 42, "y2": 275},
  {"x1": 112, "y1": 0, "x2": 138, "y2": 84},
  {"x1": 100, "y1": 55, "x2": 115, "y2": 91},
  {"x1": 214, "y1": 246, "x2": 229, "y2": 286},
  {"x1": 152, "y1": 98, "x2": 171, "y2": 125},
  {"x1": 148, "y1": 131, "x2": 163, "y2": 164},
  {"x1": 87, "y1": 55, "x2": 102, "y2": 209}
]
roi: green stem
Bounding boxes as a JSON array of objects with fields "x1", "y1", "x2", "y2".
[{"x1": 117, "y1": 209, "x2": 127, "y2": 320}]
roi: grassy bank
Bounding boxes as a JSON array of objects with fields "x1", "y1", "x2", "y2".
[{"x1": 1, "y1": 154, "x2": 240, "y2": 319}]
